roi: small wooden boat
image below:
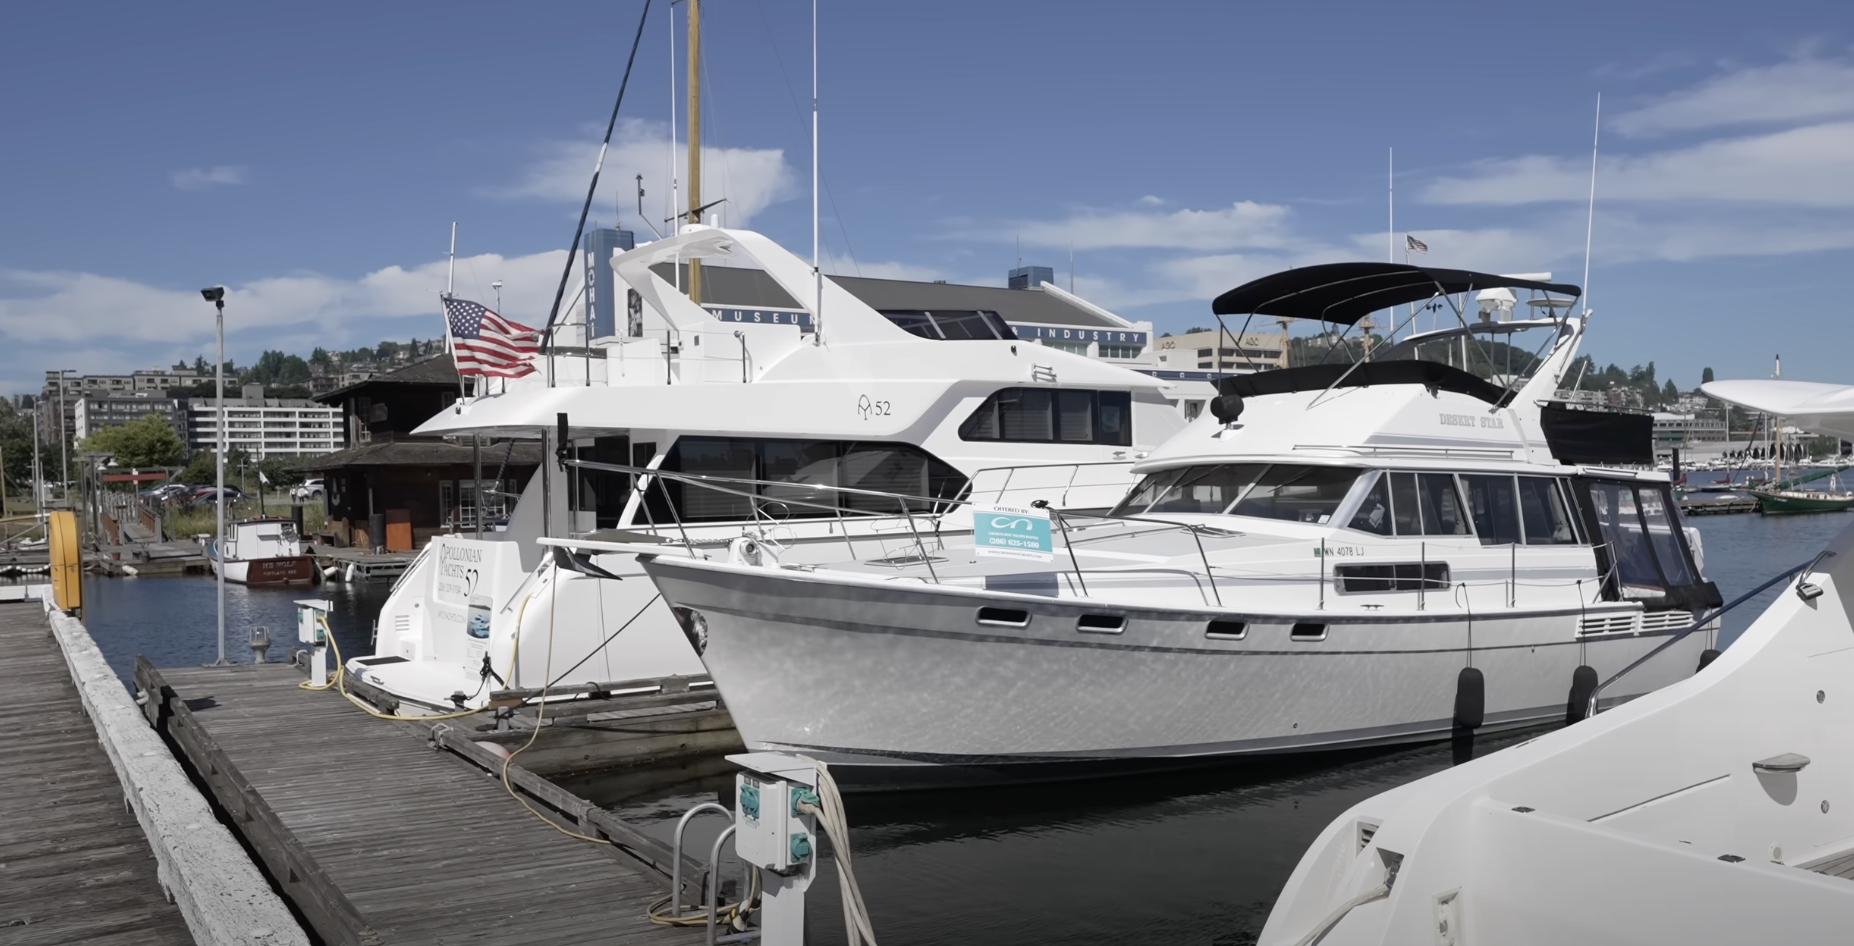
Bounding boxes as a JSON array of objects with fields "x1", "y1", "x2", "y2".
[{"x1": 209, "y1": 518, "x2": 318, "y2": 585}]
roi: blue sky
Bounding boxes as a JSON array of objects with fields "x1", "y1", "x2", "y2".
[{"x1": 3, "y1": 0, "x2": 1851, "y2": 394}]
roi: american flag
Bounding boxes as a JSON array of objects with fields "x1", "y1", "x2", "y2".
[
  {"x1": 1406, "y1": 234, "x2": 1429, "y2": 254},
  {"x1": 444, "y1": 296, "x2": 540, "y2": 378}
]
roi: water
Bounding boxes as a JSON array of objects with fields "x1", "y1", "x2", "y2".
[{"x1": 74, "y1": 505, "x2": 1853, "y2": 945}]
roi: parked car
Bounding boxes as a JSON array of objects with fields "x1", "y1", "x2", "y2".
[
  {"x1": 190, "y1": 484, "x2": 246, "y2": 503},
  {"x1": 291, "y1": 478, "x2": 324, "y2": 501}
]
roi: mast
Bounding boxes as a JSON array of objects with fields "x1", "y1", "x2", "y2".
[
  {"x1": 1775, "y1": 354, "x2": 1783, "y2": 486},
  {"x1": 686, "y1": 0, "x2": 702, "y2": 305},
  {"x1": 811, "y1": 0, "x2": 821, "y2": 344}
]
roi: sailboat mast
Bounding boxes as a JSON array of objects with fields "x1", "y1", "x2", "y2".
[
  {"x1": 1775, "y1": 354, "x2": 1783, "y2": 486},
  {"x1": 811, "y1": 0, "x2": 821, "y2": 344},
  {"x1": 686, "y1": 0, "x2": 702, "y2": 305}
]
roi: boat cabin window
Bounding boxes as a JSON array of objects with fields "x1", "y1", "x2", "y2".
[
  {"x1": 1518, "y1": 476, "x2": 1580, "y2": 545},
  {"x1": 644, "y1": 437, "x2": 968, "y2": 524},
  {"x1": 569, "y1": 435, "x2": 636, "y2": 529},
  {"x1": 1349, "y1": 473, "x2": 1393, "y2": 535},
  {"x1": 1380, "y1": 472, "x2": 1471, "y2": 537},
  {"x1": 1581, "y1": 479, "x2": 1704, "y2": 601},
  {"x1": 1111, "y1": 463, "x2": 1362, "y2": 524},
  {"x1": 959, "y1": 388, "x2": 1133, "y2": 446},
  {"x1": 1460, "y1": 475, "x2": 1522, "y2": 545},
  {"x1": 879, "y1": 309, "x2": 1014, "y2": 340}
]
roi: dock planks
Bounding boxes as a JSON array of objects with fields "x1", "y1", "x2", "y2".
[
  {"x1": 0, "y1": 603, "x2": 194, "y2": 946},
  {"x1": 140, "y1": 661, "x2": 707, "y2": 946}
]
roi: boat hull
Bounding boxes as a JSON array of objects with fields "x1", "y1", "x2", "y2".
[
  {"x1": 642, "y1": 556, "x2": 1707, "y2": 788},
  {"x1": 1752, "y1": 489, "x2": 1854, "y2": 514},
  {"x1": 211, "y1": 555, "x2": 318, "y2": 586}
]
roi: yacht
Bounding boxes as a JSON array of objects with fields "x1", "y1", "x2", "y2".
[
  {"x1": 610, "y1": 262, "x2": 1720, "y2": 787},
  {"x1": 209, "y1": 517, "x2": 316, "y2": 586},
  {"x1": 1259, "y1": 377, "x2": 1854, "y2": 945},
  {"x1": 346, "y1": 225, "x2": 1188, "y2": 712}
]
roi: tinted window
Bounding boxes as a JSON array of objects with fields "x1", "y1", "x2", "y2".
[
  {"x1": 1638, "y1": 486, "x2": 1696, "y2": 586},
  {"x1": 1348, "y1": 473, "x2": 1393, "y2": 535},
  {"x1": 1585, "y1": 481, "x2": 1663, "y2": 595},
  {"x1": 1390, "y1": 472, "x2": 1422, "y2": 536},
  {"x1": 878, "y1": 309, "x2": 1013, "y2": 340},
  {"x1": 1460, "y1": 474, "x2": 1522, "y2": 545},
  {"x1": 1518, "y1": 477, "x2": 1579, "y2": 545},
  {"x1": 960, "y1": 388, "x2": 1134, "y2": 446},
  {"x1": 1416, "y1": 473, "x2": 1471, "y2": 536},
  {"x1": 648, "y1": 438, "x2": 967, "y2": 523},
  {"x1": 1230, "y1": 465, "x2": 1363, "y2": 524},
  {"x1": 1336, "y1": 563, "x2": 1450, "y2": 592},
  {"x1": 1113, "y1": 464, "x2": 1268, "y2": 516}
]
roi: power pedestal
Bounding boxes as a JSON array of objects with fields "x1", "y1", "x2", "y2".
[
  {"x1": 730, "y1": 752, "x2": 819, "y2": 945},
  {"x1": 295, "y1": 599, "x2": 333, "y2": 687}
]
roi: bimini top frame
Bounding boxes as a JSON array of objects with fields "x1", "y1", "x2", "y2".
[{"x1": 1211, "y1": 262, "x2": 1579, "y2": 325}]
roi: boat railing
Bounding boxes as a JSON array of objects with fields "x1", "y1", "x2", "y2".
[
  {"x1": 564, "y1": 456, "x2": 1246, "y2": 606},
  {"x1": 1585, "y1": 552, "x2": 1831, "y2": 719}
]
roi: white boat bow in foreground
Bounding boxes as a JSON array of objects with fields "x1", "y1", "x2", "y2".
[{"x1": 1260, "y1": 378, "x2": 1854, "y2": 945}]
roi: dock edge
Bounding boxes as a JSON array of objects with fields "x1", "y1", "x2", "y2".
[{"x1": 41, "y1": 593, "x2": 309, "y2": 946}]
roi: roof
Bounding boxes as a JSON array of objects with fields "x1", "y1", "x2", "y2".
[
  {"x1": 315, "y1": 356, "x2": 460, "y2": 404},
  {"x1": 289, "y1": 439, "x2": 543, "y2": 472},
  {"x1": 647, "y1": 262, "x2": 1124, "y2": 328},
  {"x1": 1211, "y1": 262, "x2": 1580, "y2": 325},
  {"x1": 1218, "y1": 360, "x2": 1516, "y2": 407}
]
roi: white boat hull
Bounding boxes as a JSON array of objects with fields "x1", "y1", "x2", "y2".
[{"x1": 642, "y1": 556, "x2": 1707, "y2": 787}]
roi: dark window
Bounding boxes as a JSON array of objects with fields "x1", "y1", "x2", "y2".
[
  {"x1": 571, "y1": 435, "x2": 633, "y2": 529},
  {"x1": 1196, "y1": 348, "x2": 1213, "y2": 357},
  {"x1": 1077, "y1": 614, "x2": 1125, "y2": 633},
  {"x1": 1517, "y1": 476, "x2": 1579, "y2": 545},
  {"x1": 1390, "y1": 472, "x2": 1422, "y2": 536},
  {"x1": 1415, "y1": 473, "x2": 1471, "y2": 536},
  {"x1": 959, "y1": 388, "x2": 1134, "y2": 446},
  {"x1": 1460, "y1": 474, "x2": 1522, "y2": 545},
  {"x1": 977, "y1": 607, "x2": 1029, "y2": 627},
  {"x1": 1348, "y1": 473, "x2": 1393, "y2": 535},
  {"x1": 1112, "y1": 464, "x2": 1268, "y2": 516},
  {"x1": 1112, "y1": 463, "x2": 1362, "y2": 522},
  {"x1": 878, "y1": 310, "x2": 1013, "y2": 340},
  {"x1": 1335, "y1": 562, "x2": 1450, "y2": 592},
  {"x1": 1231, "y1": 465, "x2": 1362, "y2": 524},
  {"x1": 1206, "y1": 620, "x2": 1247, "y2": 639},
  {"x1": 645, "y1": 437, "x2": 968, "y2": 524},
  {"x1": 1291, "y1": 622, "x2": 1328, "y2": 640}
]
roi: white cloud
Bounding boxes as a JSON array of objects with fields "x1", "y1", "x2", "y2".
[
  {"x1": 1612, "y1": 56, "x2": 1854, "y2": 136},
  {"x1": 489, "y1": 118, "x2": 796, "y2": 229},
  {"x1": 170, "y1": 166, "x2": 248, "y2": 191},
  {"x1": 1009, "y1": 200, "x2": 1295, "y2": 251},
  {"x1": 1423, "y1": 120, "x2": 1854, "y2": 207},
  {"x1": 0, "y1": 250, "x2": 578, "y2": 357}
]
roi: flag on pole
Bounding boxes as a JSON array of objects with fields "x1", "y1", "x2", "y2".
[
  {"x1": 1406, "y1": 234, "x2": 1429, "y2": 254},
  {"x1": 443, "y1": 296, "x2": 540, "y2": 378}
]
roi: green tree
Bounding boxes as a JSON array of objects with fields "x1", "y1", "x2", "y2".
[
  {"x1": 310, "y1": 346, "x2": 332, "y2": 368},
  {"x1": 1661, "y1": 379, "x2": 1679, "y2": 405},
  {"x1": 80, "y1": 414, "x2": 185, "y2": 468},
  {"x1": 256, "y1": 457, "x2": 303, "y2": 490},
  {"x1": 1702, "y1": 366, "x2": 1715, "y2": 384}
]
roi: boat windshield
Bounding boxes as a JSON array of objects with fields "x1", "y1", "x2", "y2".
[{"x1": 1112, "y1": 463, "x2": 1364, "y2": 524}]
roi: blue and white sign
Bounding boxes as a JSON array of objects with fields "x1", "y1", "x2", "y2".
[
  {"x1": 703, "y1": 305, "x2": 813, "y2": 328},
  {"x1": 1011, "y1": 325, "x2": 1148, "y2": 346},
  {"x1": 972, "y1": 504, "x2": 1055, "y2": 562}
]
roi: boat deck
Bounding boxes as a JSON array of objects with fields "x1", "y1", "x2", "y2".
[
  {"x1": 0, "y1": 603, "x2": 194, "y2": 945},
  {"x1": 136, "y1": 661, "x2": 708, "y2": 946},
  {"x1": 1806, "y1": 849, "x2": 1854, "y2": 881}
]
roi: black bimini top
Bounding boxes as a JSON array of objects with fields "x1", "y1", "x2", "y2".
[
  {"x1": 1212, "y1": 262, "x2": 1579, "y2": 325},
  {"x1": 1218, "y1": 360, "x2": 1516, "y2": 407}
]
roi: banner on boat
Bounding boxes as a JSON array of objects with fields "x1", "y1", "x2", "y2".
[{"x1": 972, "y1": 504, "x2": 1054, "y2": 562}]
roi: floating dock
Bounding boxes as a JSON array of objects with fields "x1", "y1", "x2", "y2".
[
  {"x1": 1678, "y1": 495, "x2": 1760, "y2": 516},
  {"x1": 2, "y1": 596, "x2": 303, "y2": 945},
  {"x1": 136, "y1": 661, "x2": 715, "y2": 945}
]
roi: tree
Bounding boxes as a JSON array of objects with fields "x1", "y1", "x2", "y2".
[
  {"x1": 1702, "y1": 366, "x2": 1715, "y2": 384},
  {"x1": 256, "y1": 457, "x2": 303, "y2": 489},
  {"x1": 1661, "y1": 379, "x2": 1679, "y2": 405},
  {"x1": 309, "y1": 347, "x2": 332, "y2": 368},
  {"x1": 80, "y1": 414, "x2": 185, "y2": 468}
]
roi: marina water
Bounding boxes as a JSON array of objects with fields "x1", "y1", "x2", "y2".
[{"x1": 78, "y1": 504, "x2": 1849, "y2": 944}]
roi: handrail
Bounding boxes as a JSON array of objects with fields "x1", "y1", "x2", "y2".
[{"x1": 1586, "y1": 555, "x2": 1823, "y2": 718}]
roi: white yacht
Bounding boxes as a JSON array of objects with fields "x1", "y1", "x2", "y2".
[
  {"x1": 347, "y1": 225, "x2": 1188, "y2": 711},
  {"x1": 616, "y1": 262, "x2": 1720, "y2": 787},
  {"x1": 1259, "y1": 377, "x2": 1854, "y2": 946}
]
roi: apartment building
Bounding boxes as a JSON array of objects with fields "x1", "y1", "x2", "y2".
[
  {"x1": 187, "y1": 384, "x2": 344, "y2": 460},
  {"x1": 72, "y1": 393, "x2": 188, "y2": 441}
]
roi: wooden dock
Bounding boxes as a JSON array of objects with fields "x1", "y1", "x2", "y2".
[
  {"x1": 136, "y1": 661, "x2": 711, "y2": 946},
  {"x1": 0, "y1": 603, "x2": 194, "y2": 945}
]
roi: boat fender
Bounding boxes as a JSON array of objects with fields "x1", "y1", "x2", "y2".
[
  {"x1": 1565, "y1": 665, "x2": 1598, "y2": 724},
  {"x1": 1453, "y1": 667, "x2": 1485, "y2": 730},
  {"x1": 1697, "y1": 648, "x2": 1722, "y2": 673},
  {"x1": 1210, "y1": 393, "x2": 1245, "y2": 424}
]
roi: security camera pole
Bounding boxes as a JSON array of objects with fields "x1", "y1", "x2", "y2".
[{"x1": 202, "y1": 286, "x2": 229, "y2": 666}]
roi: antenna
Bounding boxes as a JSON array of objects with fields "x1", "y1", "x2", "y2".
[
  {"x1": 1580, "y1": 93, "x2": 1601, "y2": 322},
  {"x1": 811, "y1": 0, "x2": 822, "y2": 344},
  {"x1": 1387, "y1": 147, "x2": 1393, "y2": 264}
]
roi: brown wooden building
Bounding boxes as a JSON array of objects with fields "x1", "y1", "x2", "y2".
[{"x1": 293, "y1": 358, "x2": 539, "y2": 550}]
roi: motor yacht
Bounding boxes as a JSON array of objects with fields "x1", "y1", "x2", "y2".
[
  {"x1": 1258, "y1": 377, "x2": 1854, "y2": 945},
  {"x1": 347, "y1": 225, "x2": 1189, "y2": 712},
  {"x1": 613, "y1": 262, "x2": 1720, "y2": 787}
]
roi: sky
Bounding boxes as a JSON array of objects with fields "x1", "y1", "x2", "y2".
[{"x1": 3, "y1": 0, "x2": 1852, "y2": 395}]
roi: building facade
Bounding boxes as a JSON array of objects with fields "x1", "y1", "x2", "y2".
[
  {"x1": 72, "y1": 393, "x2": 188, "y2": 442},
  {"x1": 1652, "y1": 411, "x2": 1729, "y2": 446},
  {"x1": 1150, "y1": 327, "x2": 1290, "y2": 374},
  {"x1": 187, "y1": 385, "x2": 343, "y2": 460}
]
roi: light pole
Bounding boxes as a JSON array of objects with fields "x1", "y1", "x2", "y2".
[
  {"x1": 55, "y1": 368, "x2": 73, "y2": 505},
  {"x1": 202, "y1": 286, "x2": 229, "y2": 667}
]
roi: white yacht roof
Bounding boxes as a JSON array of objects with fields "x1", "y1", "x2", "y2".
[{"x1": 1702, "y1": 379, "x2": 1854, "y2": 441}]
